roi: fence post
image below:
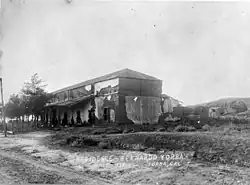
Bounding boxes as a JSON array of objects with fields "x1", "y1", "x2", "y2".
[{"x1": 0, "y1": 78, "x2": 7, "y2": 137}]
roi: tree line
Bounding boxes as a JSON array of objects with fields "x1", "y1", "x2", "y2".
[{"x1": 4, "y1": 73, "x2": 52, "y2": 124}]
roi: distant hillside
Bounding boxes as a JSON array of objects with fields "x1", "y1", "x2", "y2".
[{"x1": 189, "y1": 97, "x2": 250, "y2": 109}]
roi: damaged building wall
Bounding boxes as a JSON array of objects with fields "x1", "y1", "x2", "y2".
[
  {"x1": 118, "y1": 78, "x2": 162, "y2": 124},
  {"x1": 45, "y1": 70, "x2": 163, "y2": 126},
  {"x1": 125, "y1": 96, "x2": 141, "y2": 124},
  {"x1": 125, "y1": 96, "x2": 162, "y2": 124},
  {"x1": 162, "y1": 97, "x2": 182, "y2": 113},
  {"x1": 162, "y1": 98, "x2": 173, "y2": 113},
  {"x1": 70, "y1": 84, "x2": 93, "y2": 99},
  {"x1": 95, "y1": 96, "x2": 105, "y2": 119},
  {"x1": 116, "y1": 95, "x2": 134, "y2": 124},
  {"x1": 51, "y1": 90, "x2": 69, "y2": 103},
  {"x1": 55, "y1": 84, "x2": 94, "y2": 124},
  {"x1": 94, "y1": 78, "x2": 119, "y2": 95},
  {"x1": 94, "y1": 78, "x2": 119, "y2": 123},
  {"x1": 70, "y1": 101, "x2": 92, "y2": 123},
  {"x1": 95, "y1": 92, "x2": 119, "y2": 123}
]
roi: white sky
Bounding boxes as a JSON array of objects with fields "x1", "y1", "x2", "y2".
[{"x1": 1, "y1": 0, "x2": 250, "y2": 105}]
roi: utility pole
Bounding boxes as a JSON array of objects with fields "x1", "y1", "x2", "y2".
[{"x1": 0, "y1": 78, "x2": 7, "y2": 137}]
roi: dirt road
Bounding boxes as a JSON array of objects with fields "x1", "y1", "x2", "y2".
[
  {"x1": 0, "y1": 133, "x2": 114, "y2": 184},
  {"x1": 0, "y1": 131, "x2": 250, "y2": 185}
]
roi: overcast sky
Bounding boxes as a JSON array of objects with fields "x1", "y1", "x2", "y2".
[{"x1": 1, "y1": 0, "x2": 250, "y2": 105}]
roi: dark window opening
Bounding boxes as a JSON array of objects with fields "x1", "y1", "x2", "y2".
[
  {"x1": 103, "y1": 107, "x2": 111, "y2": 121},
  {"x1": 69, "y1": 90, "x2": 74, "y2": 99}
]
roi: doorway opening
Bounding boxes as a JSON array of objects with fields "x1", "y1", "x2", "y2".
[
  {"x1": 76, "y1": 111, "x2": 82, "y2": 124},
  {"x1": 62, "y1": 112, "x2": 68, "y2": 126},
  {"x1": 103, "y1": 107, "x2": 111, "y2": 121}
]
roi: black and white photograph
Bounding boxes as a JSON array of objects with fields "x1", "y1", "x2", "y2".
[{"x1": 0, "y1": 0, "x2": 250, "y2": 184}]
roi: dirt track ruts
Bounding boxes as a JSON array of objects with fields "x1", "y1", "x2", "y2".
[{"x1": 0, "y1": 148, "x2": 114, "y2": 184}]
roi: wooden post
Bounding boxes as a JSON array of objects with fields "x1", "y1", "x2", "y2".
[
  {"x1": 0, "y1": 78, "x2": 7, "y2": 137},
  {"x1": 140, "y1": 98, "x2": 143, "y2": 125}
]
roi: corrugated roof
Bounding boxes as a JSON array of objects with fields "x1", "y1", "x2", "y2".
[{"x1": 52, "y1": 68, "x2": 161, "y2": 94}]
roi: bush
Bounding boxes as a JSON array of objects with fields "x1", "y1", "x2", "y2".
[
  {"x1": 219, "y1": 123, "x2": 240, "y2": 135},
  {"x1": 91, "y1": 128, "x2": 106, "y2": 135},
  {"x1": 66, "y1": 136, "x2": 78, "y2": 144},
  {"x1": 83, "y1": 138, "x2": 99, "y2": 146},
  {"x1": 166, "y1": 127, "x2": 174, "y2": 132},
  {"x1": 187, "y1": 126, "x2": 196, "y2": 131},
  {"x1": 65, "y1": 136, "x2": 99, "y2": 147},
  {"x1": 173, "y1": 125, "x2": 185, "y2": 132},
  {"x1": 123, "y1": 127, "x2": 134, "y2": 133},
  {"x1": 105, "y1": 128, "x2": 122, "y2": 134},
  {"x1": 71, "y1": 140, "x2": 79, "y2": 147},
  {"x1": 156, "y1": 127, "x2": 166, "y2": 132},
  {"x1": 173, "y1": 125, "x2": 196, "y2": 132},
  {"x1": 98, "y1": 142, "x2": 109, "y2": 149},
  {"x1": 202, "y1": 124, "x2": 211, "y2": 131}
]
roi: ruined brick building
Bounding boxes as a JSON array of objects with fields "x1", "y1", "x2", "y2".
[{"x1": 44, "y1": 68, "x2": 162, "y2": 126}]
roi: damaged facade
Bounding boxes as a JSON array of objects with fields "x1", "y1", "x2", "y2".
[
  {"x1": 161, "y1": 94, "x2": 184, "y2": 113},
  {"x1": 44, "y1": 68, "x2": 163, "y2": 126}
]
